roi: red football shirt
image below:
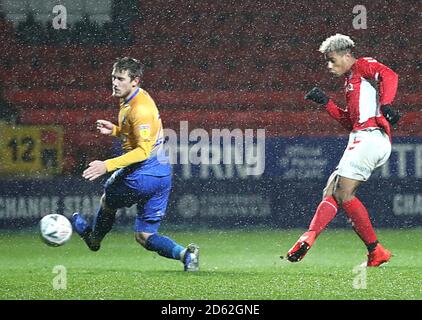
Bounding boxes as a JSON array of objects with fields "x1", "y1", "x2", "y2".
[{"x1": 325, "y1": 57, "x2": 399, "y2": 139}]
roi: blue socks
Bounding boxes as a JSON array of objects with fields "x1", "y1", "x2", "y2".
[
  {"x1": 89, "y1": 207, "x2": 184, "y2": 261},
  {"x1": 91, "y1": 206, "x2": 116, "y2": 245},
  {"x1": 145, "y1": 233, "x2": 185, "y2": 260}
]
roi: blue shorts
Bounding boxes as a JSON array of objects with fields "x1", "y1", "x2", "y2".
[{"x1": 103, "y1": 168, "x2": 172, "y2": 234}]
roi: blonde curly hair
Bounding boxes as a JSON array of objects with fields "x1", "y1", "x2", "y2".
[{"x1": 319, "y1": 34, "x2": 355, "y2": 54}]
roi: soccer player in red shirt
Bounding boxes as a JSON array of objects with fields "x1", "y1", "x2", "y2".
[{"x1": 286, "y1": 34, "x2": 400, "y2": 267}]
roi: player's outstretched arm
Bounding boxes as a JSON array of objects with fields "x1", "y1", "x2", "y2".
[{"x1": 96, "y1": 120, "x2": 117, "y2": 136}]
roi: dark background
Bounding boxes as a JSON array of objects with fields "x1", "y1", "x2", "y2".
[{"x1": 0, "y1": 0, "x2": 420, "y2": 229}]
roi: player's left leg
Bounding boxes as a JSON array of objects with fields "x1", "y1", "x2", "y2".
[
  {"x1": 334, "y1": 176, "x2": 391, "y2": 266},
  {"x1": 72, "y1": 169, "x2": 137, "y2": 251},
  {"x1": 333, "y1": 176, "x2": 376, "y2": 248},
  {"x1": 334, "y1": 130, "x2": 392, "y2": 266},
  {"x1": 71, "y1": 195, "x2": 121, "y2": 251},
  {"x1": 94, "y1": 198, "x2": 116, "y2": 235},
  {"x1": 89, "y1": 195, "x2": 118, "y2": 249},
  {"x1": 134, "y1": 175, "x2": 199, "y2": 271},
  {"x1": 334, "y1": 176, "x2": 378, "y2": 249}
]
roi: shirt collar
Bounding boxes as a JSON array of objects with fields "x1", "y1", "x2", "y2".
[{"x1": 124, "y1": 87, "x2": 140, "y2": 105}]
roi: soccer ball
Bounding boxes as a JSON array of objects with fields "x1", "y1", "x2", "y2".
[{"x1": 40, "y1": 214, "x2": 73, "y2": 247}]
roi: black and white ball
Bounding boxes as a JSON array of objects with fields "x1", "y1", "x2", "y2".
[{"x1": 40, "y1": 214, "x2": 72, "y2": 246}]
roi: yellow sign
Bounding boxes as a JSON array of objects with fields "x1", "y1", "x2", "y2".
[{"x1": 0, "y1": 123, "x2": 63, "y2": 176}]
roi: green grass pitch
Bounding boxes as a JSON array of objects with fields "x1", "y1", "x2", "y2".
[{"x1": 1, "y1": 228, "x2": 422, "y2": 300}]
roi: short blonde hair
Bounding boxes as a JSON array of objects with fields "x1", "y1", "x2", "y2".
[{"x1": 319, "y1": 33, "x2": 355, "y2": 54}]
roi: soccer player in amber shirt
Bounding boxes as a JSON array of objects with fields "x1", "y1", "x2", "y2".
[
  {"x1": 71, "y1": 57, "x2": 199, "y2": 271},
  {"x1": 286, "y1": 34, "x2": 401, "y2": 267}
]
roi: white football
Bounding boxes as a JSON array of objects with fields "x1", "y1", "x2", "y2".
[{"x1": 40, "y1": 214, "x2": 72, "y2": 246}]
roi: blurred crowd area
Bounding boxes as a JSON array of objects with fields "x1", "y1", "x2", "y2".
[{"x1": 0, "y1": 0, "x2": 420, "y2": 175}]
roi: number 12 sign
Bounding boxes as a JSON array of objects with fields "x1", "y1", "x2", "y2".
[{"x1": 0, "y1": 124, "x2": 63, "y2": 177}]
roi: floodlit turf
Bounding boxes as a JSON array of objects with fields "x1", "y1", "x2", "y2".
[{"x1": 1, "y1": 228, "x2": 422, "y2": 300}]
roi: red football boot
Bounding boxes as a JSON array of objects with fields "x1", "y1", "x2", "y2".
[
  {"x1": 367, "y1": 243, "x2": 392, "y2": 267},
  {"x1": 286, "y1": 231, "x2": 317, "y2": 262}
]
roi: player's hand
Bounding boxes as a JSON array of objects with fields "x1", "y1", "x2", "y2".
[
  {"x1": 381, "y1": 105, "x2": 400, "y2": 129},
  {"x1": 96, "y1": 120, "x2": 114, "y2": 135},
  {"x1": 304, "y1": 87, "x2": 329, "y2": 105},
  {"x1": 82, "y1": 160, "x2": 107, "y2": 181}
]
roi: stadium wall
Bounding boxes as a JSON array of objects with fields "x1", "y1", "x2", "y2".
[{"x1": 1, "y1": 136, "x2": 421, "y2": 229}]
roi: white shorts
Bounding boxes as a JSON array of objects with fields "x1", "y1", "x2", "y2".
[{"x1": 325, "y1": 129, "x2": 391, "y2": 187}]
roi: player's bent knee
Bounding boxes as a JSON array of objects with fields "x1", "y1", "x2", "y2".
[
  {"x1": 134, "y1": 232, "x2": 153, "y2": 248},
  {"x1": 100, "y1": 195, "x2": 117, "y2": 215},
  {"x1": 333, "y1": 190, "x2": 354, "y2": 206},
  {"x1": 332, "y1": 192, "x2": 343, "y2": 206},
  {"x1": 322, "y1": 189, "x2": 333, "y2": 200}
]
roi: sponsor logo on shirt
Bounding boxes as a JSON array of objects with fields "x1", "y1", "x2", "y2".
[
  {"x1": 346, "y1": 83, "x2": 354, "y2": 92},
  {"x1": 139, "y1": 124, "x2": 151, "y2": 139}
]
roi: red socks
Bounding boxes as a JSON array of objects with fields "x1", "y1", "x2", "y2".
[
  {"x1": 308, "y1": 196, "x2": 378, "y2": 248},
  {"x1": 309, "y1": 196, "x2": 338, "y2": 236},
  {"x1": 342, "y1": 197, "x2": 377, "y2": 246}
]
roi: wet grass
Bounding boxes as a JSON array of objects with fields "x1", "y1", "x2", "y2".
[{"x1": 1, "y1": 228, "x2": 422, "y2": 300}]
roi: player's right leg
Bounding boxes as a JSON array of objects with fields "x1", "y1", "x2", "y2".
[
  {"x1": 182, "y1": 243, "x2": 200, "y2": 272},
  {"x1": 135, "y1": 229, "x2": 200, "y2": 272},
  {"x1": 134, "y1": 175, "x2": 200, "y2": 271},
  {"x1": 286, "y1": 171, "x2": 339, "y2": 262},
  {"x1": 335, "y1": 176, "x2": 391, "y2": 267},
  {"x1": 366, "y1": 243, "x2": 391, "y2": 267}
]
